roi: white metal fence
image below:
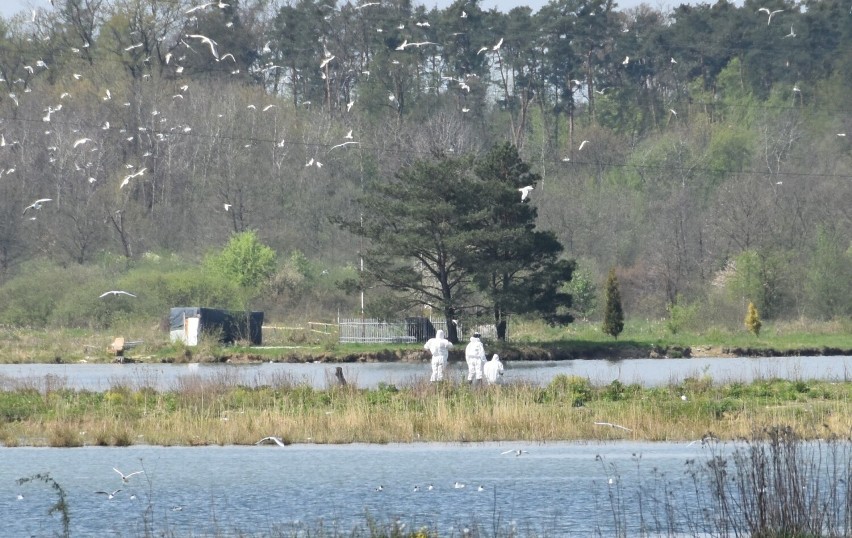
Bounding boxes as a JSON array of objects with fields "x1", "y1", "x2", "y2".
[
  {"x1": 336, "y1": 317, "x2": 507, "y2": 343},
  {"x1": 337, "y1": 317, "x2": 453, "y2": 344}
]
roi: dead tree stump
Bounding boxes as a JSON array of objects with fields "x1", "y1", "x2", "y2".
[{"x1": 335, "y1": 367, "x2": 347, "y2": 387}]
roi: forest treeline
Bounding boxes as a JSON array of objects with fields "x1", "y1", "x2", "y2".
[{"x1": 0, "y1": 0, "x2": 849, "y2": 329}]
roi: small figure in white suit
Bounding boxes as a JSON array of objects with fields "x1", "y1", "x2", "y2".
[
  {"x1": 465, "y1": 333, "x2": 486, "y2": 384},
  {"x1": 483, "y1": 354, "x2": 504, "y2": 385},
  {"x1": 424, "y1": 329, "x2": 453, "y2": 382}
]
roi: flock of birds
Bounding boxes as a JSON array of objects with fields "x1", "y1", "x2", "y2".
[
  {"x1": 370, "y1": 448, "x2": 530, "y2": 493},
  {"x1": 8, "y1": 0, "x2": 533, "y2": 234},
  {"x1": 10, "y1": 0, "x2": 845, "y2": 254}
]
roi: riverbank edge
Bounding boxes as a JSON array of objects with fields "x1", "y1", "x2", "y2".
[{"x1": 202, "y1": 343, "x2": 852, "y2": 365}]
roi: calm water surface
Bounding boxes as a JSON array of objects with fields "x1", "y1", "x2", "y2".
[
  {"x1": 1, "y1": 441, "x2": 719, "y2": 536},
  {"x1": 0, "y1": 355, "x2": 850, "y2": 392}
]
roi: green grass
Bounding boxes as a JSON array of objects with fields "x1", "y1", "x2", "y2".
[{"x1": 0, "y1": 317, "x2": 849, "y2": 364}]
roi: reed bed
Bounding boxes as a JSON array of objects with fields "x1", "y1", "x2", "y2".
[{"x1": 1, "y1": 374, "x2": 851, "y2": 447}]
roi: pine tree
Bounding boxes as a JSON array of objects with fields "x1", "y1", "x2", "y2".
[
  {"x1": 602, "y1": 268, "x2": 624, "y2": 339},
  {"x1": 745, "y1": 301, "x2": 762, "y2": 336}
]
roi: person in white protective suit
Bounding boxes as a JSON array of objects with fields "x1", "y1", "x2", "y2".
[
  {"x1": 483, "y1": 354, "x2": 504, "y2": 385},
  {"x1": 423, "y1": 329, "x2": 453, "y2": 382},
  {"x1": 464, "y1": 333, "x2": 486, "y2": 385}
]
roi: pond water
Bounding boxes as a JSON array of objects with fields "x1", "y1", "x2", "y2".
[
  {"x1": 0, "y1": 355, "x2": 850, "y2": 392},
  {"x1": 1, "y1": 441, "x2": 728, "y2": 536}
]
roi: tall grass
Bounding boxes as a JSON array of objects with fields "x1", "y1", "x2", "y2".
[
  {"x1": 1, "y1": 374, "x2": 851, "y2": 447},
  {"x1": 599, "y1": 428, "x2": 852, "y2": 537}
]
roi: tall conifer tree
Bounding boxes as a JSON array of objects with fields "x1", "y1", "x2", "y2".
[{"x1": 602, "y1": 268, "x2": 624, "y2": 339}]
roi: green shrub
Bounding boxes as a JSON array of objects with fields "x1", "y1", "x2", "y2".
[
  {"x1": 541, "y1": 374, "x2": 593, "y2": 406},
  {"x1": 666, "y1": 297, "x2": 700, "y2": 335},
  {"x1": 0, "y1": 262, "x2": 101, "y2": 327}
]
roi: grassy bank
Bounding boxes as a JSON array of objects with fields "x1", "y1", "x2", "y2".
[
  {"x1": 1, "y1": 373, "x2": 851, "y2": 447},
  {"x1": 1, "y1": 318, "x2": 850, "y2": 364}
]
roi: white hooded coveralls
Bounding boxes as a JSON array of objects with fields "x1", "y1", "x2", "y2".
[
  {"x1": 483, "y1": 354, "x2": 504, "y2": 384},
  {"x1": 423, "y1": 329, "x2": 453, "y2": 382},
  {"x1": 465, "y1": 336, "x2": 486, "y2": 381}
]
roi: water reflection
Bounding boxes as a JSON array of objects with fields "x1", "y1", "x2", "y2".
[{"x1": 1, "y1": 355, "x2": 850, "y2": 392}]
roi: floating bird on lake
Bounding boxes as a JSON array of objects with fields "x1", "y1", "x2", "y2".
[
  {"x1": 113, "y1": 468, "x2": 144, "y2": 483},
  {"x1": 453, "y1": 482, "x2": 465, "y2": 489},
  {"x1": 23, "y1": 198, "x2": 52, "y2": 214},
  {"x1": 99, "y1": 291, "x2": 137, "y2": 298},
  {"x1": 518, "y1": 185, "x2": 534, "y2": 202},
  {"x1": 477, "y1": 485, "x2": 485, "y2": 492},
  {"x1": 501, "y1": 449, "x2": 529, "y2": 456}
]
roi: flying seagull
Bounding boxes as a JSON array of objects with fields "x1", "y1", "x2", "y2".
[
  {"x1": 95, "y1": 489, "x2": 121, "y2": 500},
  {"x1": 518, "y1": 185, "x2": 534, "y2": 202},
  {"x1": 113, "y1": 468, "x2": 144, "y2": 483},
  {"x1": 73, "y1": 137, "x2": 91, "y2": 148},
  {"x1": 185, "y1": 34, "x2": 219, "y2": 59},
  {"x1": 120, "y1": 168, "x2": 147, "y2": 189},
  {"x1": 23, "y1": 198, "x2": 52, "y2": 214},
  {"x1": 578, "y1": 140, "x2": 589, "y2": 150},
  {"x1": 256, "y1": 436, "x2": 287, "y2": 446},
  {"x1": 328, "y1": 141, "x2": 359, "y2": 152},
  {"x1": 757, "y1": 7, "x2": 783, "y2": 24},
  {"x1": 594, "y1": 421, "x2": 633, "y2": 432},
  {"x1": 185, "y1": 2, "x2": 216, "y2": 14},
  {"x1": 99, "y1": 290, "x2": 137, "y2": 298}
]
